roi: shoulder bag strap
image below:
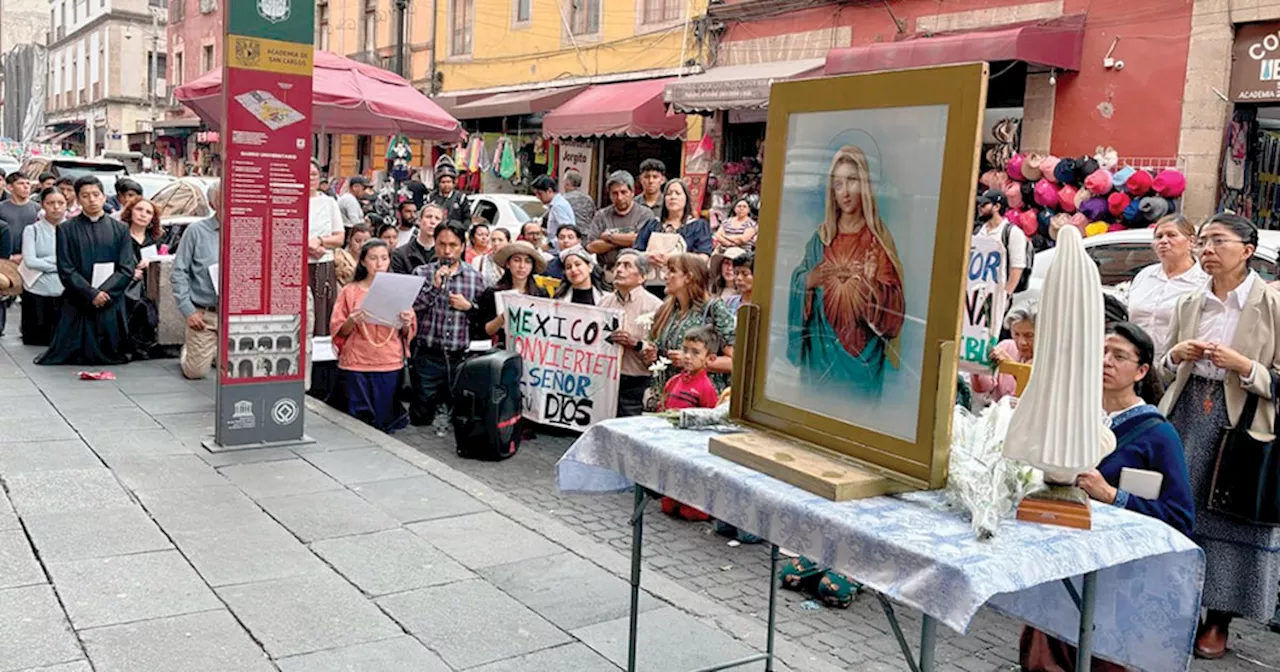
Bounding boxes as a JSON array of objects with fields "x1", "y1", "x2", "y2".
[{"x1": 1239, "y1": 387, "x2": 1261, "y2": 431}]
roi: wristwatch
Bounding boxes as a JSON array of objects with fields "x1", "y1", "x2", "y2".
[{"x1": 634, "y1": 339, "x2": 645, "y2": 353}]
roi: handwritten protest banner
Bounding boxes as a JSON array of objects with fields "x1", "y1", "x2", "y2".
[
  {"x1": 496, "y1": 292, "x2": 624, "y2": 430},
  {"x1": 959, "y1": 235, "x2": 1007, "y2": 373}
]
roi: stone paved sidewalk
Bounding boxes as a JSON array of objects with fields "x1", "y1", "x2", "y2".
[{"x1": 0, "y1": 331, "x2": 844, "y2": 672}]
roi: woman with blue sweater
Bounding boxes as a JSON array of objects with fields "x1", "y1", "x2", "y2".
[{"x1": 1021, "y1": 321, "x2": 1193, "y2": 671}]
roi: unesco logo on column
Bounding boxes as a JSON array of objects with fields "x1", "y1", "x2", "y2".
[{"x1": 257, "y1": 0, "x2": 291, "y2": 23}]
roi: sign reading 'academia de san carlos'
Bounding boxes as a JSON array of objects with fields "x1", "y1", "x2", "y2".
[
  {"x1": 1231, "y1": 22, "x2": 1280, "y2": 102},
  {"x1": 211, "y1": 0, "x2": 315, "y2": 450}
]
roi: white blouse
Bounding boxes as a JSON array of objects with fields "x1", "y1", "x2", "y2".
[
  {"x1": 308, "y1": 193, "x2": 342, "y2": 264},
  {"x1": 1127, "y1": 261, "x2": 1209, "y2": 359}
]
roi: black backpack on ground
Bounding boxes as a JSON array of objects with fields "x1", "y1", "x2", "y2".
[
  {"x1": 972, "y1": 220, "x2": 1035, "y2": 294},
  {"x1": 451, "y1": 348, "x2": 523, "y2": 461}
]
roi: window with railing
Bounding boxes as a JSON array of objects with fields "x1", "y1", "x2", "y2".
[
  {"x1": 569, "y1": 0, "x2": 600, "y2": 36},
  {"x1": 172, "y1": 0, "x2": 184, "y2": 22},
  {"x1": 450, "y1": 0, "x2": 473, "y2": 56},
  {"x1": 360, "y1": 0, "x2": 377, "y2": 53},
  {"x1": 641, "y1": 0, "x2": 680, "y2": 24},
  {"x1": 317, "y1": 3, "x2": 330, "y2": 51}
]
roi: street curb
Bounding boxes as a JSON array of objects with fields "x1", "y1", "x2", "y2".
[{"x1": 306, "y1": 398, "x2": 847, "y2": 672}]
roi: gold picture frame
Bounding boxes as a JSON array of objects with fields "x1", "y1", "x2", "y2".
[{"x1": 730, "y1": 63, "x2": 988, "y2": 490}]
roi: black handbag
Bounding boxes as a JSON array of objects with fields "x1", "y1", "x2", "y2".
[{"x1": 1208, "y1": 375, "x2": 1280, "y2": 525}]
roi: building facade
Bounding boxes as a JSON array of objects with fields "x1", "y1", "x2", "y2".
[
  {"x1": 45, "y1": 0, "x2": 169, "y2": 155},
  {"x1": 159, "y1": 0, "x2": 220, "y2": 174}
]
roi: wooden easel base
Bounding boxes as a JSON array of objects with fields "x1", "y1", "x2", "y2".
[
  {"x1": 1016, "y1": 485, "x2": 1092, "y2": 530},
  {"x1": 709, "y1": 430, "x2": 912, "y2": 501}
]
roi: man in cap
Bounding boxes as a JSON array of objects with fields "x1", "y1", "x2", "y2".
[
  {"x1": 338, "y1": 176, "x2": 370, "y2": 229},
  {"x1": 429, "y1": 163, "x2": 471, "y2": 225},
  {"x1": 974, "y1": 189, "x2": 1029, "y2": 295}
]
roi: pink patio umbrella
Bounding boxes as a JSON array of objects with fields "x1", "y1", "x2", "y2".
[{"x1": 174, "y1": 50, "x2": 463, "y2": 142}]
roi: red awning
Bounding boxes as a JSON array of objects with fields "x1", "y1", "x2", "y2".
[
  {"x1": 542, "y1": 78, "x2": 685, "y2": 140},
  {"x1": 824, "y1": 15, "x2": 1085, "y2": 76}
]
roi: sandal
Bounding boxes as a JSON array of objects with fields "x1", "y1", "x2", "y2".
[
  {"x1": 778, "y1": 556, "x2": 822, "y2": 592},
  {"x1": 818, "y1": 571, "x2": 861, "y2": 609}
]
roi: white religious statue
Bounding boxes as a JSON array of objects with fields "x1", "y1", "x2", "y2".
[{"x1": 1002, "y1": 226, "x2": 1115, "y2": 482}]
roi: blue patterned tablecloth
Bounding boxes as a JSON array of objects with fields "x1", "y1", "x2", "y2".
[{"x1": 557, "y1": 416, "x2": 1206, "y2": 672}]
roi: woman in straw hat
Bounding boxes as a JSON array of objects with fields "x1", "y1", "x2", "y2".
[{"x1": 472, "y1": 240, "x2": 549, "y2": 348}]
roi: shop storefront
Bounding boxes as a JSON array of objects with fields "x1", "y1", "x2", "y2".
[
  {"x1": 537, "y1": 78, "x2": 686, "y2": 203},
  {"x1": 1220, "y1": 21, "x2": 1280, "y2": 228}
]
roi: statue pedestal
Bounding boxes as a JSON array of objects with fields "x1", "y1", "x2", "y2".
[{"x1": 1016, "y1": 484, "x2": 1092, "y2": 530}]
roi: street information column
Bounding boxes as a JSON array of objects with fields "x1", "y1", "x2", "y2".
[{"x1": 212, "y1": 0, "x2": 315, "y2": 449}]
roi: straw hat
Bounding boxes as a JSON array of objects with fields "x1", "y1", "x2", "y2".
[
  {"x1": 0, "y1": 260, "x2": 23, "y2": 298},
  {"x1": 493, "y1": 240, "x2": 547, "y2": 274}
]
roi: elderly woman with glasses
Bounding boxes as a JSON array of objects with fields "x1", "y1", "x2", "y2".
[
  {"x1": 970, "y1": 301, "x2": 1036, "y2": 404},
  {"x1": 1159, "y1": 213, "x2": 1280, "y2": 659}
]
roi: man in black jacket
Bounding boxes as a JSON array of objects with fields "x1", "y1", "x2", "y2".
[
  {"x1": 391, "y1": 203, "x2": 443, "y2": 274},
  {"x1": 428, "y1": 163, "x2": 471, "y2": 225}
]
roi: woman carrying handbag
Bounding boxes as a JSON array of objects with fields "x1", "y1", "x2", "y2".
[
  {"x1": 331, "y1": 239, "x2": 417, "y2": 433},
  {"x1": 1159, "y1": 213, "x2": 1280, "y2": 659}
]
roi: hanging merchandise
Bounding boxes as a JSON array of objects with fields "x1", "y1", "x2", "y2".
[
  {"x1": 547, "y1": 139, "x2": 559, "y2": 177},
  {"x1": 1226, "y1": 120, "x2": 1248, "y2": 191},
  {"x1": 386, "y1": 134, "x2": 413, "y2": 183},
  {"x1": 534, "y1": 137, "x2": 548, "y2": 165},
  {"x1": 466, "y1": 134, "x2": 485, "y2": 173},
  {"x1": 498, "y1": 136, "x2": 517, "y2": 180}
]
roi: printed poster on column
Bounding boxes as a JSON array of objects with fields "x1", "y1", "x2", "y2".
[
  {"x1": 683, "y1": 135, "x2": 714, "y2": 215},
  {"x1": 495, "y1": 292, "x2": 623, "y2": 431},
  {"x1": 214, "y1": 0, "x2": 314, "y2": 447},
  {"x1": 959, "y1": 235, "x2": 1007, "y2": 373}
]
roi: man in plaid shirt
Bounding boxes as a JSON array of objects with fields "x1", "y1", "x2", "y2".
[{"x1": 411, "y1": 220, "x2": 485, "y2": 435}]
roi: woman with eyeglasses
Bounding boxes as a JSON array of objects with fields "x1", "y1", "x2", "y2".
[
  {"x1": 1127, "y1": 215, "x2": 1208, "y2": 361},
  {"x1": 1159, "y1": 213, "x2": 1280, "y2": 660},
  {"x1": 1021, "y1": 321, "x2": 1194, "y2": 671}
]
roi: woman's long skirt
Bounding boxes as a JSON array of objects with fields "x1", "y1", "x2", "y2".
[
  {"x1": 20, "y1": 292, "x2": 60, "y2": 346},
  {"x1": 308, "y1": 261, "x2": 336, "y2": 337},
  {"x1": 343, "y1": 369, "x2": 406, "y2": 433},
  {"x1": 1171, "y1": 375, "x2": 1280, "y2": 621}
]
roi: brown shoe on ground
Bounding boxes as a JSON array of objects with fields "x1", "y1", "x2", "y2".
[{"x1": 1194, "y1": 622, "x2": 1229, "y2": 660}]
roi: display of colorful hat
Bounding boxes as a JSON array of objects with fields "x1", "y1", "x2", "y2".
[
  {"x1": 1071, "y1": 212, "x2": 1091, "y2": 235},
  {"x1": 1007, "y1": 154, "x2": 1026, "y2": 181},
  {"x1": 980, "y1": 170, "x2": 1008, "y2": 192},
  {"x1": 1040, "y1": 156, "x2": 1061, "y2": 184},
  {"x1": 1080, "y1": 157, "x2": 1100, "y2": 178},
  {"x1": 1033, "y1": 179, "x2": 1059, "y2": 208},
  {"x1": 1153, "y1": 170, "x2": 1187, "y2": 198},
  {"x1": 1004, "y1": 182, "x2": 1024, "y2": 209},
  {"x1": 1049, "y1": 213, "x2": 1072, "y2": 240},
  {"x1": 1054, "y1": 158, "x2": 1080, "y2": 186},
  {"x1": 1108, "y1": 222, "x2": 1127, "y2": 233},
  {"x1": 1080, "y1": 196, "x2": 1109, "y2": 222},
  {"x1": 1021, "y1": 153, "x2": 1044, "y2": 181},
  {"x1": 1018, "y1": 209, "x2": 1039, "y2": 236},
  {"x1": 1112, "y1": 166, "x2": 1136, "y2": 190},
  {"x1": 1094, "y1": 146, "x2": 1120, "y2": 172},
  {"x1": 1084, "y1": 169, "x2": 1113, "y2": 196},
  {"x1": 1037, "y1": 208, "x2": 1053, "y2": 237},
  {"x1": 1126, "y1": 170, "x2": 1153, "y2": 197},
  {"x1": 1057, "y1": 184, "x2": 1078, "y2": 213},
  {"x1": 1122, "y1": 197, "x2": 1143, "y2": 223},
  {"x1": 1085, "y1": 221, "x2": 1110, "y2": 237},
  {"x1": 1107, "y1": 192, "x2": 1131, "y2": 217},
  {"x1": 1139, "y1": 196, "x2": 1171, "y2": 222},
  {"x1": 1074, "y1": 188, "x2": 1093, "y2": 211},
  {"x1": 1020, "y1": 181, "x2": 1036, "y2": 206}
]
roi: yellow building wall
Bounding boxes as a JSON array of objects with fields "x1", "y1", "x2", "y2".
[{"x1": 434, "y1": 0, "x2": 707, "y2": 93}]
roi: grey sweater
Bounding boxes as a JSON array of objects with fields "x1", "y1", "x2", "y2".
[{"x1": 171, "y1": 216, "x2": 219, "y2": 317}]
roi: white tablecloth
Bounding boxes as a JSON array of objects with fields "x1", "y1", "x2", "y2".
[{"x1": 557, "y1": 416, "x2": 1205, "y2": 672}]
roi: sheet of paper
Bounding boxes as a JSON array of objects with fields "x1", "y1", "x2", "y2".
[
  {"x1": 208, "y1": 263, "x2": 219, "y2": 296},
  {"x1": 1119, "y1": 467, "x2": 1163, "y2": 500},
  {"x1": 140, "y1": 245, "x2": 160, "y2": 260},
  {"x1": 17, "y1": 263, "x2": 40, "y2": 288},
  {"x1": 92, "y1": 262, "x2": 114, "y2": 289},
  {"x1": 360, "y1": 272, "x2": 426, "y2": 327},
  {"x1": 311, "y1": 336, "x2": 336, "y2": 362}
]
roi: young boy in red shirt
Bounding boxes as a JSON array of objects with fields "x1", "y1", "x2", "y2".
[
  {"x1": 659, "y1": 326, "x2": 720, "y2": 521},
  {"x1": 660, "y1": 326, "x2": 720, "y2": 411}
]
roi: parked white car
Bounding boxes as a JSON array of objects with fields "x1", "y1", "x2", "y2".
[
  {"x1": 468, "y1": 194, "x2": 548, "y2": 239},
  {"x1": 1012, "y1": 228, "x2": 1280, "y2": 306},
  {"x1": 0, "y1": 154, "x2": 21, "y2": 176}
]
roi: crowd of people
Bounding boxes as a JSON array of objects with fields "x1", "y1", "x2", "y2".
[{"x1": 8, "y1": 151, "x2": 1280, "y2": 666}]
